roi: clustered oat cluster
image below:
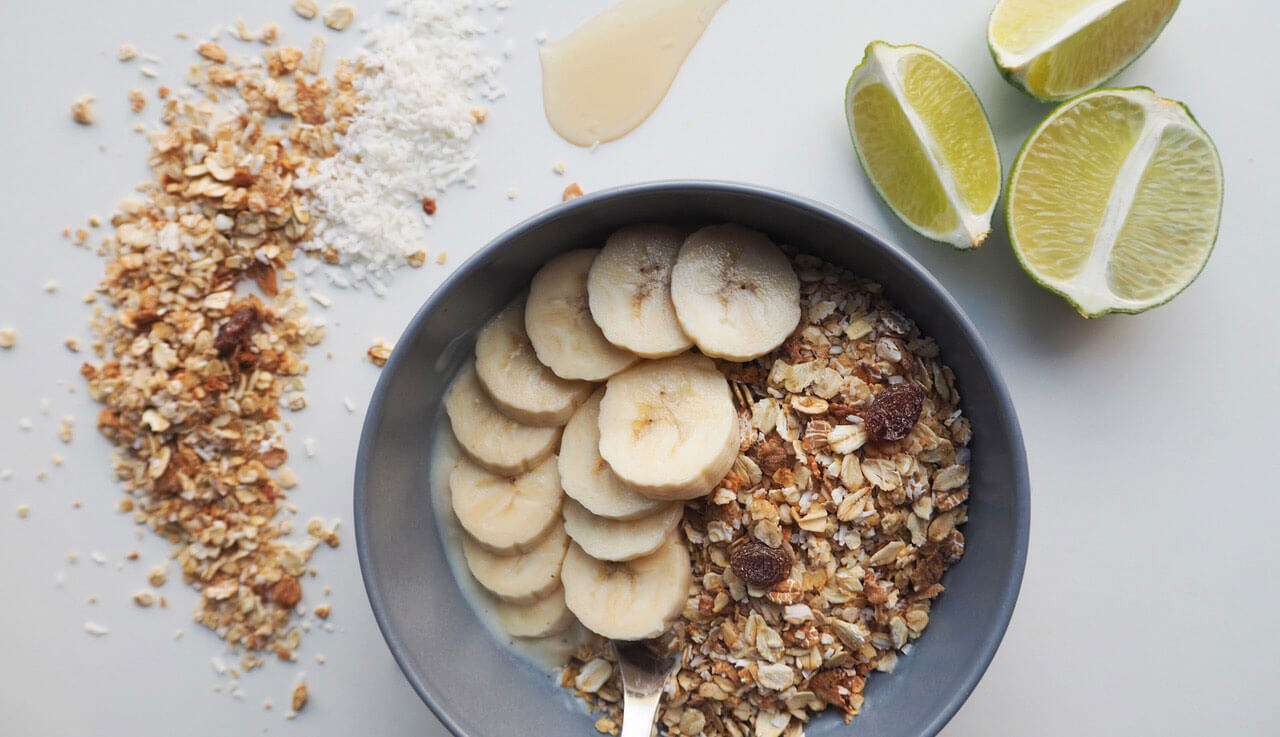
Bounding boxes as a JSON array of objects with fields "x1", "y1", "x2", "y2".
[
  {"x1": 561, "y1": 254, "x2": 972, "y2": 737},
  {"x1": 80, "y1": 41, "x2": 357, "y2": 665}
]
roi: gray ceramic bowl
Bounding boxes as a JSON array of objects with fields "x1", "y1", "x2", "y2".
[{"x1": 355, "y1": 181, "x2": 1029, "y2": 737}]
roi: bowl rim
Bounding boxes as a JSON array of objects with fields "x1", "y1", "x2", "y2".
[{"x1": 354, "y1": 179, "x2": 1030, "y2": 737}]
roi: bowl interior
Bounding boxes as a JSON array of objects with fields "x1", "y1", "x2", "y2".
[{"x1": 355, "y1": 182, "x2": 1029, "y2": 737}]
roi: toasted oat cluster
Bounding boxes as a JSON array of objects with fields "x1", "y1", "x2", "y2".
[
  {"x1": 79, "y1": 52, "x2": 357, "y2": 664},
  {"x1": 560, "y1": 253, "x2": 972, "y2": 737}
]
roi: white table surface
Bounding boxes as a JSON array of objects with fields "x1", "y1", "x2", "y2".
[{"x1": 3, "y1": 1, "x2": 1277, "y2": 735}]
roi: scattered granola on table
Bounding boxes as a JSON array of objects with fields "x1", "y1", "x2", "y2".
[
  {"x1": 71, "y1": 95, "x2": 96, "y2": 125},
  {"x1": 561, "y1": 254, "x2": 972, "y2": 737},
  {"x1": 80, "y1": 38, "x2": 360, "y2": 664},
  {"x1": 367, "y1": 338, "x2": 393, "y2": 367}
]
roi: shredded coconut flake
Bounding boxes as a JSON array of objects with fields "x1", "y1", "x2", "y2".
[{"x1": 300, "y1": 0, "x2": 504, "y2": 285}]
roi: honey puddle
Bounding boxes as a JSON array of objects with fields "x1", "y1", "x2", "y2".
[{"x1": 540, "y1": 0, "x2": 726, "y2": 146}]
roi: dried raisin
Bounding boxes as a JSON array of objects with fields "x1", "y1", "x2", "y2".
[
  {"x1": 730, "y1": 541, "x2": 791, "y2": 589},
  {"x1": 863, "y1": 383, "x2": 923, "y2": 442},
  {"x1": 214, "y1": 306, "x2": 260, "y2": 357}
]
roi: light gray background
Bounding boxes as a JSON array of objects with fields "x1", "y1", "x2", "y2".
[{"x1": 1, "y1": 1, "x2": 1276, "y2": 735}]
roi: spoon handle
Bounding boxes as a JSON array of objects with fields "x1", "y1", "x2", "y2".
[{"x1": 619, "y1": 686, "x2": 662, "y2": 737}]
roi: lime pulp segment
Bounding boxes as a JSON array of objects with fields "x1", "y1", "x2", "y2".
[
  {"x1": 845, "y1": 42, "x2": 1001, "y2": 249},
  {"x1": 990, "y1": 0, "x2": 1181, "y2": 102},
  {"x1": 1008, "y1": 88, "x2": 1223, "y2": 316}
]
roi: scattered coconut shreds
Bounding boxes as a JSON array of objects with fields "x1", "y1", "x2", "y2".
[
  {"x1": 16, "y1": 504, "x2": 31, "y2": 518},
  {"x1": 0, "y1": 327, "x2": 15, "y2": 348},
  {"x1": 84, "y1": 622, "x2": 110, "y2": 636},
  {"x1": 296, "y1": 0, "x2": 505, "y2": 287},
  {"x1": 118, "y1": 43, "x2": 139, "y2": 61},
  {"x1": 78, "y1": 30, "x2": 359, "y2": 666}
]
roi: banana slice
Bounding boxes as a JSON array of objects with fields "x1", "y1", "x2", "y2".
[
  {"x1": 562, "y1": 498, "x2": 684, "y2": 562},
  {"x1": 526, "y1": 249, "x2": 639, "y2": 381},
  {"x1": 475, "y1": 297, "x2": 594, "y2": 427},
  {"x1": 462, "y1": 521, "x2": 569, "y2": 604},
  {"x1": 670, "y1": 224, "x2": 801, "y2": 361},
  {"x1": 450, "y1": 454, "x2": 563, "y2": 554},
  {"x1": 558, "y1": 388, "x2": 668, "y2": 520},
  {"x1": 444, "y1": 362, "x2": 561, "y2": 476},
  {"x1": 598, "y1": 353, "x2": 738, "y2": 500},
  {"x1": 490, "y1": 586, "x2": 576, "y2": 638},
  {"x1": 561, "y1": 537, "x2": 692, "y2": 641},
  {"x1": 587, "y1": 224, "x2": 694, "y2": 358}
]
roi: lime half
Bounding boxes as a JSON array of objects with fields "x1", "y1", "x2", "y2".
[
  {"x1": 1007, "y1": 88, "x2": 1223, "y2": 317},
  {"x1": 989, "y1": 0, "x2": 1180, "y2": 102},
  {"x1": 845, "y1": 42, "x2": 1001, "y2": 250}
]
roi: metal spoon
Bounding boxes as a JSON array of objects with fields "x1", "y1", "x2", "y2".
[{"x1": 614, "y1": 639, "x2": 682, "y2": 737}]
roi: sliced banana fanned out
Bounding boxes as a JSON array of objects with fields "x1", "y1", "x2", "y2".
[
  {"x1": 475, "y1": 297, "x2": 594, "y2": 427},
  {"x1": 490, "y1": 586, "x2": 576, "y2": 638},
  {"x1": 526, "y1": 249, "x2": 639, "y2": 381},
  {"x1": 587, "y1": 224, "x2": 694, "y2": 358},
  {"x1": 444, "y1": 363, "x2": 561, "y2": 477},
  {"x1": 558, "y1": 388, "x2": 668, "y2": 520},
  {"x1": 562, "y1": 498, "x2": 683, "y2": 562},
  {"x1": 670, "y1": 224, "x2": 801, "y2": 361},
  {"x1": 462, "y1": 520, "x2": 569, "y2": 604},
  {"x1": 561, "y1": 536, "x2": 692, "y2": 641},
  {"x1": 450, "y1": 454, "x2": 563, "y2": 554},
  {"x1": 598, "y1": 353, "x2": 739, "y2": 501}
]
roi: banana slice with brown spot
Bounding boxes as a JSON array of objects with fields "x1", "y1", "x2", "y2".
[
  {"x1": 490, "y1": 586, "x2": 577, "y2": 638},
  {"x1": 558, "y1": 387, "x2": 667, "y2": 520},
  {"x1": 560, "y1": 536, "x2": 692, "y2": 641},
  {"x1": 587, "y1": 224, "x2": 693, "y2": 358},
  {"x1": 561, "y1": 498, "x2": 684, "y2": 562},
  {"x1": 462, "y1": 521, "x2": 569, "y2": 604},
  {"x1": 450, "y1": 453, "x2": 563, "y2": 554},
  {"x1": 671, "y1": 224, "x2": 801, "y2": 361},
  {"x1": 525, "y1": 249, "x2": 639, "y2": 381},
  {"x1": 597, "y1": 353, "x2": 738, "y2": 500},
  {"x1": 444, "y1": 362, "x2": 560, "y2": 476},
  {"x1": 475, "y1": 296, "x2": 594, "y2": 427}
]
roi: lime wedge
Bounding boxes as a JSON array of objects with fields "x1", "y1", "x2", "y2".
[
  {"x1": 989, "y1": 0, "x2": 1180, "y2": 102},
  {"x1": 844, "y1": 42, "x2": 1001, "y2": 250},
  {"x1": 1007, "y1": 88, "x2": 1223, "y2": 317}
]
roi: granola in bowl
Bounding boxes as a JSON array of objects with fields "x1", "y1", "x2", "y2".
[{"x1": 559, "y1": 252, "x2": 971, "y2": 737}]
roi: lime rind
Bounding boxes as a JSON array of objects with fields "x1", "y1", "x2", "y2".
[
  {"x1": 988, "y1": 0, "x2": 1181, "y2": 103},
  {"x1": 844, "y1": 41, "x2": 1002, "y2": 250},
  {"x1": 1006, "y1": 87, "x2": 1224, "y2": 317}
]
